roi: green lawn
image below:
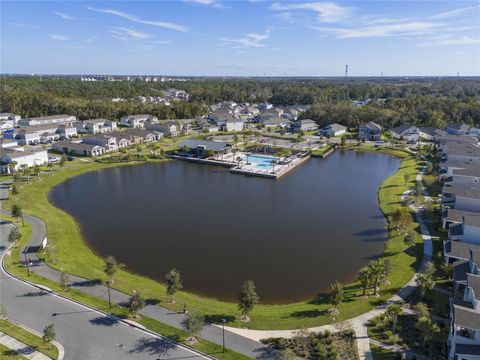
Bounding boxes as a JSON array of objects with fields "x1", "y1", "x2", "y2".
[
  {"x1": 0, "y1": 319, "x2": 58, "y2": 359},
  {"x1": 0, "y1": 343, "x2": 29, "y2": 360},
  {"x1": 3, "y1": 145, "x2": 423, "y2": 330}
]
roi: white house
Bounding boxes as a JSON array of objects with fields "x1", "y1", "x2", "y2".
[
  {"x1": 359, "y1": 122, "x2": 382, "y2": 141},
  {"x1": 389, "y1": 124, "x2": 420, "y2": 143},
  {"x1": 419, "y1": 127, "x2": 446, "y2": 141},
  {"x1": 83, "y1": 134, "x2": 118, "y2": 152},
  {"x1": 120, "y1": 115, "x2": 158, "y2": 128},
  {"x1": 449, "y1": 213, "x2": 480, "y2": 245},
  {"x1": 224, "y1": 118, "x2": 245, "y2": 132},
  {"x1": 0, "y1": 148, "x2": 48, "y2": 173},
  {"x1": 263, "y1": 117, "x2": 292, "y2": 129},
  {"x1": 18, "y1": 115, "x2": 76, "y2": 126},
  {"x1": 145, "y1": 121, "x2": 179, "y2": 137},
  {"x1": 0, "y1": 113, "x2": 21, "y2": 124},
  {"x1": 319, "y1": 123, "x2": 347, "y2": 137},
  {"x1": 53, "y1": 141, "x2": 106, "y2": 157},
  {"x1": 443, "y1": 185, "x2": 480, "y2": 212},
  {"x1": 291, "y1": 119, "x2": 318, "y2": 133},
  {"x1": 77, "y1": 119, "x2": 117, "y2": 134},
  {"x1": 11, "y1": 128, "x2": 41, "y2": 145}
]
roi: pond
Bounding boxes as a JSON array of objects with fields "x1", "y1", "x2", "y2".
[{"x1": 49, "y1": 151, "x2": 400, "y2": 304}]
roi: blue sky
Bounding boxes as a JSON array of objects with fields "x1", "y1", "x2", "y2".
[{"x1": 1, "y1": 0, "x2": 479, "y2": 76}]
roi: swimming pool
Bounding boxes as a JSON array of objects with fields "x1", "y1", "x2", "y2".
[{"x1": 240, "y1": 154, "x2": 279, "y2": 170}]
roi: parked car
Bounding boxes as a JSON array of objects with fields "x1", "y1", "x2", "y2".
[{"x1": 48, "y1": 156, "x2": 60, "y2": 163}]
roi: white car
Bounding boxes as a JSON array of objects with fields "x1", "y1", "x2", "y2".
[{"x1": 48, "y1": 156, "x2": 60, "y2": 163}]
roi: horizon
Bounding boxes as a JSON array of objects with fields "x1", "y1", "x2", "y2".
[{"x1": 1, "y1": 0, "x2": 479, "y2": 76}]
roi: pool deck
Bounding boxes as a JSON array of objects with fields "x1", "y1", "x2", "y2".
[{"x1": 169, "y1": 153, "x2": 310, "y2": 179}]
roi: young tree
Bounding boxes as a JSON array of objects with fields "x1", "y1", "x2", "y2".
[
  {"x1": 59, "y1": 154, "x2": 67, "y2": 167},
  {"x1": 11, "y1": 204, "x2": 24, "y2": 226},
  {"x1": 391, "y1": 207, "x2": 412, "y2": 235},
  {"x1": 128, "y1": 290, "x2": 144, "y2": 318},
  {"x1": 181, "y1": 311, "x2": 205, "y2": 342},
  {"x1": 237, "y1": 279, "x2": 259, "y2": 321},
  {"x1": 32, "y1": 165, "x2": 41, "y2": 181},
  {"x1": 357, "y1": 267, "x2": 371, "y2": 296},
  {"x1": 386, "y1": 304, "x2": 402, "y2": 333},
  {"x1": 47, "y1": 162, "x2": 54, "y2": 174},
  {"x1": 330, "y1": 281, "x2": 344, "y2": 311},
  {"x1": 59, "y1": 271, "x2": 70, "y2": 292},
  {"x1": 165, "y1": 268, "x2": 183, "y2": 303},
  {"x1": 413, "y1": 302, "x2": 429, "y2": 319},
  {"x1": 416, "y1": 316, "x2": 440, "y2": 347},
  {"x1": 403, "y1": 171, "x2": 410, "y2": 185},
  {"x1": 42, "y1": 324, "x2": 56, "y2": 349},
  {"x1": 10, "y1": 184, "x2": 19, "y2": 196},
  {"x1": 104, "y1": 255, "x2": 120, "y2": 284},
  {"x1": 8, "y1": 161, "x2": 17, "y2": 175},
  {"x1": 8, "y1": 227, "x2": 21, "y2": 248}
]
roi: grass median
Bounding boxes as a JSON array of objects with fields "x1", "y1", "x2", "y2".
[{"x1": 3, "y1": 146, "x2": 423, "y2": 330}]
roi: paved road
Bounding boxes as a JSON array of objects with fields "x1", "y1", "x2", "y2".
[
  {"x1": 0, "y1": 181, "x2": 268, "y2": 359},
  {"x1": 0, "y1": 186, "x2": 211, "y2": 360}
]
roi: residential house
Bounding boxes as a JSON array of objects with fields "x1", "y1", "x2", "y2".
[
  {"x1": 120, "y1": 115, "x2": 158, "y2": 128},
  {"x1": 359, "y1": 122, "x2": 382, "y2": 141},
  {"x1": 443, "y1": 184, "x2": 480, "y2": 212},
  {"x1": 448, "y1": 249, "x2": 480, "y2": 360},
  {"x1": 0, "y1": 113, "x2": 21, "y2": 124},
  {"x1": 446, "y1": 124, "x2": 472, "y2": 136},
  {"x1": 145, "y1": 121, "x2": 180, "y2": 137},
  {"x1": 291, "y1": 119, "x2": 318, "y2": 133},
  {"x1": 319, "y1": 123, "x2": 347, "y2": 137},
  {"x1": 419, "y1": 127, "x2": 447, "y2": 141},
  {"x1": 448, "y1": 212, "x2": 480, "y2": 245},
  {"x1": 0, "y1": 139, "x2": 20, "y2": 149},
  {"x1": 389, "y1": 124, "x2": 420, "y2": 143},
  {"x1": 18, "y1": 114, "x2": 76, "y2": 126},
  {"x1": 0, "y1": 148, "x2": 48, "y2": 173},
  {"x1": 123, "y1": 129, "x2": 164, "y2": 143},
  {"x1": 53, "y1": 141, "x2": 105, "y2": 157},
  {"x1": 77, "y1": 119, "x2": 117, "y2": 134},
  {"x1": 222, "y1": 118, "x2": 245, "y2": 132},
  {"x1": 258, "y1": 103, "x2": 273, "y2": 110},
  {"x1": 263, "y1": 117, "x2": 292, "y2": 129},
  {"x1": 82, "y1": 134, "x2": 118, "y2": 152},
  {"x1": 10, "y1": 128, "x2": 41, "y2": 145}
]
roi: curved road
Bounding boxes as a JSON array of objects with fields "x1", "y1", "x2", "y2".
[{"x1": 0, "y1": 182, "x2": 211, "y2": 360}]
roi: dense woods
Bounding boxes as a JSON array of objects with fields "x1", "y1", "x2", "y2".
[{"x1": 1, "y1": 76, "x2": 479, "y2": 128}]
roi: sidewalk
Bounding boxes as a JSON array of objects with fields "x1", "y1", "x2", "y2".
[{"x1": 0, "y1": 332, "x2": 51, "y2": 360}]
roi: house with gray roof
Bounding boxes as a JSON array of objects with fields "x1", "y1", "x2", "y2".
[
  {"x1": 389, "y1": 124, "x2": 419, "y2": 143},
  {"x1": 263, "y1": 117, "x2": 292, "y2": 129},
  {"x1": 319, "y1": 123, "x2": 347, "y2": 137},
  {"x1": 18, "y1": 114, "x2": 76, "y2": 126},
  {"x1": 291, "y1": 119, "x2": 318, "y2": 133},
  {"x1": 0, "y1": 148, "x2": 48, "y2": 173},
  {"x1": 443, "y1": 184, "x2": 480, "y2": 212},
  {"x1": 419, "y1": 126, "x2": 446, "y2": 141},
  {"x1": 77, "y1": 119, "x2": 117, "y2": 134},
  {"x1": 448, "y1": 212, "x2": 480, "y2": 245},
  {"x1": 52, "y1": 141, "x2": 105, "y2": 157},
  {"x1": 446, "y1": 123, "x2": 472, "y2": 136},
  {"x1": 178, "y1": 139, "x2": 231, "y2": 158},
  {"x1": 359, "y1": 121, "x2": 382, "y2": 141},
  {"x1": 120, "y1": 114, "x2": 158, "y2": 128}
]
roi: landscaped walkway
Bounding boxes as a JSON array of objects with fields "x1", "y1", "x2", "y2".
[
  {"x1": 223, "y1": 164, "x2": 434, "y2": 360},
  {"x1": 0, "y1": 163, "x2": 433, "y2": 360},
  {"x1": 0, "y1": 332, "x2": 51, "y2": 360}
]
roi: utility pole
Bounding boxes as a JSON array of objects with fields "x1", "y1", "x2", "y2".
[{"x1": 345, "y1": 65, "x2": 349, "y2": 100}]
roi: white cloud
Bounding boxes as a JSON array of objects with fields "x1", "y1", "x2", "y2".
[
  {"x1": 84, "y1": 35, "x2": 97, "y2": 43},
  {"x1": 50, "y1": 34, "x2": 70, "y2": 41},
  {"x1": 418, "y1": 34, "x2": 480, "y2": 47},
  {"x1": 110, "y1": 27, "x2": 151, "y2": 41},
  {"x1": 152, "y1": 40, "x2": 173, "y2": 44},
  {"x1": 87, "y1": 6, "x2": 189, "y2": 32},
  {"x1": 54, "y1": 11, "x2": 75, "y2": 20},
  {"x1": 221, "y1": 29, "x2": 271, "y2": 48},
  {"x1": 270, "y1": 2, "x2": 351, "y2": 23},
  {"x1": 10, "y1": 22, "x2": 39, "y2": 29},
  {"x1": 182, "y1": 0, "x2": 228, "y2": 8},
  {"x1": 431, "y1": 5, "x2": 479, "y2": 20},
  {"x1": 313, "y1": 21, "x2": 443, "y2": 38}
]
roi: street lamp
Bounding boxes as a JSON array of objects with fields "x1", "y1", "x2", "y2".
[
  {"x1": 106, "y1": 280, "x2": 112, "y2": 309},
  {"x1": 23, "y1": 251, "x2": 30, "y2": 276},
  {"x1": 221, "y1": 318, "x2": 226, "y2": 353}
]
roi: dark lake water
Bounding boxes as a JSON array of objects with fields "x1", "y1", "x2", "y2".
[{"x1": 50, "y1": 151, "x2": 400, "y2": 303}]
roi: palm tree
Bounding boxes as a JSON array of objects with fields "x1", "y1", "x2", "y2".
[
  {"x1": 271, "y1": 159, "x2": 277, "y2": 174},
  {"x1": 330, "y1": 281, "x2": 344, "y2": 312},
  {"x1": 357, "y1": 267, "x2": 371, "y2": 296},
  {"x1": 8, "y1": 161, "x2": 17, "y2": 175},
  {"x1": 32, "y1": 165, "x2": 41, "y2": 181},
  {"x1": 416, "y1": 316, "x2": 440, "y2": 347},
  {"x1": 386, "y1": 304, "x2": 402, "y2": 333}
]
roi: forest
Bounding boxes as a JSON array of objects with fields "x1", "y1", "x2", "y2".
[{"x1": 1, "y1": 76, "x2": 479, "y2": 129}]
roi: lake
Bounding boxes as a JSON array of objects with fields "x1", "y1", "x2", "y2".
[{"x1": 49, "y1": 151, "x2": 400, "y2": 303}]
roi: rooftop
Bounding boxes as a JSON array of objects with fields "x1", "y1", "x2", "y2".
[
  {"x1": 445, "y1": 240, "x2": 480, "y2": 261},
  {"x1": 453, "y1": 304, "x2": 480, "y2": 330},
  {"x1": 179, "y1": 139, "x2": 231, "y2": 152}
]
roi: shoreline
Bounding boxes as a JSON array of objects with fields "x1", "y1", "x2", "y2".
[{"x1": 2, "y1": 146, "x2": 423, "y2": 330}]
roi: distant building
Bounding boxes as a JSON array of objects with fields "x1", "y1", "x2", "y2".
[
  {"x1": 77, "y1": 119, "x2": 117, "y2": 134},
  {"x1": 359, "y1": 122, "x2": 382, "y2": 141},
  {"x1": 120, "y1": 115, "x2": 158, "y2": 128},
  {"x1": 145, "y1": 121, "x2": 180, "y2": 137},
  {"x1": 179, "y1": 139, "x2": 231, "y2": 157},
  {"x1": 263, "y1": 117, "x2": 292, "y2": 129},
  {"x1": 0, "y1": 148, "x2": 48, "y2": 173},
  {"x1": 291, "y1": 119, "x2": 318, "y2": 133},
  {"x1": 389, "y1": 124, "x2": 419, "y2": 143},
  {"x1": 419, "y1": 127, "x2": 446, "y2": 141},
  {"x1": 319, "y1": 123, "x2": 347, "y2": 137},
  {"x1": 53, "y1": 141, "x2": 106, "y2": 157},
  {"x1": 18, "y1": 115, "x2": 76, "y2": 126},
  {"x1": 446, "y1": 123, "x2": 471, "y2": 136}
]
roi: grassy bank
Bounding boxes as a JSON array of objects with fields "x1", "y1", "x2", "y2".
[
  {"x1": 0, "y1": 318, "x2": 59, "y2": 359},
  {"x1": 3, "y1": 146, "x2": 422, "y2": 330}
]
